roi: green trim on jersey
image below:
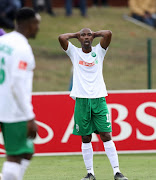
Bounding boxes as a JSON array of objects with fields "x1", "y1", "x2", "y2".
[
  {"x1": 0, "y1": 121, "x2": 34, "y2": 155},
  {"x1": 73, "y1": 97, "x2": 112, "y2": 136},
  {"x1": 0, "y1": 57, "x2": 6, "y2": 84},
  {"x1": 0, "y1": 43, "x2": 14, "y2": 55}
]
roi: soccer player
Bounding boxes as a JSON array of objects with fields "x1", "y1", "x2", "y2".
[
  {"x1": 58, "y1": 29, "x2": 128, "y2": 180},
  {"x1": 0, "y1": 8, "x2": 40, "y2": 180}
]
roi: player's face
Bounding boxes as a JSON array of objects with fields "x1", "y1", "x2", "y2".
[
  {"x1": 29, "y1": 17, "x2": 40, "y2": 39},
  {"x1": 79, "y1": 29, "x2": 93, "y2": 49}
]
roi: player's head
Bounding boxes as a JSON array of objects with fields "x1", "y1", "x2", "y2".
[
  {"x1": 78, "y1": 28, "x2": 93, "y2": 50},
  {"x1": 15, "y1": 7, "x2": 40, "y2": 39}
]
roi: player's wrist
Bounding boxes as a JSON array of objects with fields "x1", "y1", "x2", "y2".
[
  {"x1": 73, "y1": 32, "x2": 79, "y2": 39},
  {"x1": 67, "y1": 33, "x2": 78, "y2": 40},
  {"x1": 92, "y1": 32, "x2": 96, "y2": 38}
]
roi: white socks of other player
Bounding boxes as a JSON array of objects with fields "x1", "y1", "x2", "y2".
[
  {"x1": 2, "y1": 161, "x2": 20, "y2": 180},
  {"x1": 18, "y1": 159, "x2": 30, "y2": 180},
  {"x1": 104, "y1": 140, "x2": 120, "y2": 175},
  {"x1": 82, "y1": 142, "x2": 94, "y2": 175}
]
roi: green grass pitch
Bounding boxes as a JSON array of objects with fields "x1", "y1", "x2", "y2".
[{"x1": 1, "y1": 154, "x2": 156, "y2": 179}]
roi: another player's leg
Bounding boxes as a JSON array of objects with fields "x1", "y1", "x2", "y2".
[
  {"x1": 81, "y1": 135, "x2": 96, "y2": 180},
  {"x1": 18, "y1": 153, "x2": 33, "y2": 180},
  {"x1": 100, "y1": 132, "x2": 128, "y2": 180},
  {"x1": 1, "y1": 121, "x2": 34, "y2": 180},
  {"x1": 92, "y1": 98, "x2": 128, "y2": 179},
  {"x1": 2, "y1": 154, "x2": 33, "y2": 180},
  {"x1": 73, "y1": 98, "x2": 96, "y2": 180}
]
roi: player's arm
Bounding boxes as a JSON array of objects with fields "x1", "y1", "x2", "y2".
[
  {"x1": 93, "y1": 30, "x2": 112, "y2": 50},
  {"x1": 58, "y1": 32, "x2": 79, "y2": 51},
  {"x1": 12, "y1": 78, "x2": 38, "y2": 139},
  {"x1": 12, "y1": 56, "x2": 38, "y2": 139}
]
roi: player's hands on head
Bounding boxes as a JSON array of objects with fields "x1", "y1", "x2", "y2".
[
  {"x1": 92, "y1": 31, "x2": 96, "y2": 39},
  {"x1": 76, "y1": 32, "x2": 80, "y2": 39},
  {"x1": 27, "y1": 119, "x2": 38, "y2": 139}
]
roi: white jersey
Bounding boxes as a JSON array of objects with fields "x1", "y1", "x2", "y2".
[
  {"x1": 0, "y1": 31, "x2": 35, "y2": 123},
  {"x1": 65, "y1": 42, "x2": 108, "y2": 99}
]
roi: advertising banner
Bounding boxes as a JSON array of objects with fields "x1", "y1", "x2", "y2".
[{"x1": 0, "y1": 90, "x2": 156, "y2": 155}]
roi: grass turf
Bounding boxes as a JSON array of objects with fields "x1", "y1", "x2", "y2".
[
  {"x1": 0, "y1": 154, "x2": 156, "y2": 179},
  {"x1": 4, "y1": 7, "x2": 156, "y2": 92}
]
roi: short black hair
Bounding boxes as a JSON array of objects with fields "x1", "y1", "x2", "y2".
[{"x1": 16, "y1": 7, "x2": 36, "y2": 23}]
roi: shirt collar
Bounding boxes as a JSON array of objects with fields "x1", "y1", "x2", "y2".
[{"x1": 13, "y1": 31, "x2": 28, "y2": 43}]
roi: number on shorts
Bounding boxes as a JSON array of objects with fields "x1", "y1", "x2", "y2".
[
  {"x1": 106, "y1": 114, "x2": 111, "y2": 123},
  {"x1": 0, "y1": 57, "x2": 5, "y2": 84}
]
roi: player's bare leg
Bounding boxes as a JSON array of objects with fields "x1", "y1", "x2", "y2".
[
  {"x1": 100, "y1": 132, "x2": 128, "y2": 180},
  {"x1": 81, "y1": 135, "x2": 96, "y2": 180}
]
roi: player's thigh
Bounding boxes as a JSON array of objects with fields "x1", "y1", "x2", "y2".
[
  {"x1": 1, "y1": 121, "x2": 34, "y2": 156},
  {"x1": 92, "y1": 97, "x2": 112, "y2": 133},
  {"x1": 73, "y1": 98, "x2": 93, "y2": 136}
]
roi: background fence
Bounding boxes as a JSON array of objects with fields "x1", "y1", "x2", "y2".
[{"x1": 103, "y1": 37, "x2": 156, "y2": 90}]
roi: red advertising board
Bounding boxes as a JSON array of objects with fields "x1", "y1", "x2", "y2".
[{"x1": 0, "y1": 90, "x2": 156, "y2": 155}]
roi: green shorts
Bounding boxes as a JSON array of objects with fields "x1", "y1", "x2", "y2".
[
  {"x1": 0, "y1": 121, "x2": 34, "y2": 156},
  {"x1": 73, "y1": 97, "x2": 112, "y2": 136}
]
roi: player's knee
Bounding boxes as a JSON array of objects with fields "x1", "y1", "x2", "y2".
[
  {"x1": 22, "y1": 153, "x2": 34, "y2": 160},
  {"x1": 100, "y1": 132, "x2": 112, "y2": 142},
  {"x1": 6, "y1": 155, "x2": 22, "y2": 163},
  {"x1": 82, "y1": 135, "x2": 92, "y2": 143}
]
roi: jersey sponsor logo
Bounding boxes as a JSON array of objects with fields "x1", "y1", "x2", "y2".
[
  {"x1": 79, "y1": 60, "x2": 95, "y2": 67},
  {"x1": 18, "y1": 61, "x2": 27, "y2": 70}
]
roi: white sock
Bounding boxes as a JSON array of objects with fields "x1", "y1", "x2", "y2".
[
  {"x1": 104, "y1": 140, "x2": 120, "y2": 175},
  {"x1": 2, "y1": 161, "x2": 20, "y2": 180},
  {"x1": 18, "y1": 159, "x2": 30, "y2": 180},
  {"x1": 82, "y1": 142, "x2": 94, "y2": 175}
]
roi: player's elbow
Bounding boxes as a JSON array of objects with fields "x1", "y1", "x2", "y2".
[
  {"x1": 106, "y1": 30, "x2": 112, "y2": 38},
  {"x1": 58, "y1": 34, "x2": 64, "y2": 43}
]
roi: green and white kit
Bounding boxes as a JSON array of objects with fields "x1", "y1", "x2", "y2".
[
  {"x1": 0, "y1": 121, "x2": 34, "y2": 155},
  {"x1": 0, "y1": 31, "x2": 35, "y2": 123},
  {"x1": 65, "y1": 42, "x2": 111, "y2": 136},
  {"x1": 0, "y1": 31, "x2": 35, "y2": 155},
  {"x1": 73, "y1": 97, "x2": 112, "y2": 136}
]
